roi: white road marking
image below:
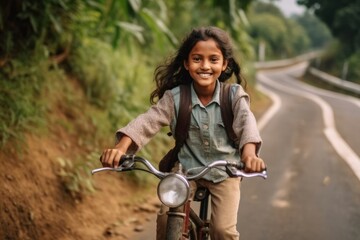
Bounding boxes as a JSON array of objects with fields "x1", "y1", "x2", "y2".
[
  {"x1": 256, "y1": 68, "x2": 360, "y2": 184},
  {"x1": 271, "y1": 171, "x2": 298, "y2": 208},
  {"x1": 256, "y1": 82, "x2": 282, "y2": 132}
]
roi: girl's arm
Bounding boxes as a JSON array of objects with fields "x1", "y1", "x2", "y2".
[
  {"x1": 231, "y1": 85, "x2": 262, "y2": 156},
  {"x1": 241, "y1": 143, "x2": 266, "y2": 172},
  {"x1": 100, "y1": 90, "x2": 176, "y2": 168}
]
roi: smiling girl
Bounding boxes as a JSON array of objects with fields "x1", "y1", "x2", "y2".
[{"x1": 100, "y1": 26, "x2": 265, "y2": 239}]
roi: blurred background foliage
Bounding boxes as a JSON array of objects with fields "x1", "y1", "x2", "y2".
[
  {"x1": 0, "y1": 0, "x2": 358, "y2": 185},
  {"x1": 297, "y1": 0, "x2": 360, "y2": 81}
]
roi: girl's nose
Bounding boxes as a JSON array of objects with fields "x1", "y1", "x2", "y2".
[{"x1": 201, "y1": 60, "x2": 210, "y2": 70}]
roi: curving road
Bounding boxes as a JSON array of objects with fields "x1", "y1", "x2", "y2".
[
  {"x1": 133, "y1": 62, "x2": 360, "y2": 239},
  {"x1": 238, "y1": 62, "x2": 360, "y2": 239}
]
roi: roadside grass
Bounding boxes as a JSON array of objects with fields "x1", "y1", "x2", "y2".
[
  {"x1": 0, "y1": 53, "x2": 50, "y2": 149},
  {"x1": 1, "y1": 36, "x2": 268, "y2": 199},
  {"x1": 57, "y1": 152, "x2": 98, "y2": 200}
]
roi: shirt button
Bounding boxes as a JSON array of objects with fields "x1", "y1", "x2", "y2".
[
  {"x1": 204, "y1": 141, "x2": 209, "y2": 146},
  {"x1": 203, "y1": 124, "x2": 208, "y2": 130}
]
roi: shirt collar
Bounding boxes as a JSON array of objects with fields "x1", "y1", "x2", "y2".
[{"x1": 191, "y1": 80, "x2": 221, "y2": 108}]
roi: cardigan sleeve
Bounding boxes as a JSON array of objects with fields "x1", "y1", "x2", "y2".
[
  {"x1": 115, "y1": 90, "x2": 175, "y2": 153},
  {"x1": 231, "y1": 84, "x2": 262, "y2": 155}
]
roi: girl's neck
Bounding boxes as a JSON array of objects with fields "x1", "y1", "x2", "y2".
[{"x1": 193, "y1": 84, "x2": 215, "y2": 106}]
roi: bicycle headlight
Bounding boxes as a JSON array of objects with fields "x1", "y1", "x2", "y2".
[{"x1": 157, "y1": 174, "x2": 190, "y2": 208}]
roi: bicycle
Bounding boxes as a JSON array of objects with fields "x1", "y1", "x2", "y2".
[{"x1": 92, "y1": 154, "x2": 267, "y2": 239}]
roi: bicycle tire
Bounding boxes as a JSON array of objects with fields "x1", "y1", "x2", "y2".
[{"x1": 166, "y1": 214, "x2": 184, "y2": 240}]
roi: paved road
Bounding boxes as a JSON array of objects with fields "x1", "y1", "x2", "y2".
[
  {"x1": 238, "y1": 63, "x2": 360, "y2": 239},
  {"x1": 133, "y1": 62, "x2": 360, "y2": 239}
]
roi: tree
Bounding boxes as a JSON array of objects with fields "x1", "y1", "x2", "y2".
[
  {"x1": 286, "y1": 19, "x2": 311, "y2": 54},
  {"x1": 294, "y1": 11, "x2": 332, "y2": 49},
  {"x1": 250, "y1": 0, "x2": 285, "y2": 18},
  {"x1": 0, "y1": 0, "x2": 80, "y2": 62},
  {"x1": 248, "y1": 1, "x2": 311, "y2": 59},
  {"x1": 297, "y1": 0, "x2": 360, "y2": 54}
]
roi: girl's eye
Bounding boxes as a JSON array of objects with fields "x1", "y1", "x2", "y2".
[
  {"x1": 211, "y1": 58, "x2": 219, "y2": 63},
  {"x1": 192, "y1": 57, "x2": 201, "y2": 62}
]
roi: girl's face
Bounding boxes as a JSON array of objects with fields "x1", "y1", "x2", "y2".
[{"x1": 184, "y1": 39, "x2": 228, "y2": 92}]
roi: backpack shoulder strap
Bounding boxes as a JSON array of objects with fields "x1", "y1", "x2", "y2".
[
  {"x1": 174, "y1": 84, "x2": 192, "y2": 147},
  {"x1": 220, "y1": 83, "x2": 238, "y2": 146},
  {"x1": 159, "y1": 85, "x2": 191, "y2": 172}
]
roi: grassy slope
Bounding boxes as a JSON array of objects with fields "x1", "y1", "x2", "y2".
[{"x1": 0, "y1": 62, "x2": 270, "y2": 239}]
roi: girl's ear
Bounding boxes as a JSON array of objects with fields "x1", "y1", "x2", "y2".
[
  {"x1": 222, "y1": 59, "x2": 228, "y2": 71},
  {"x1": 184, "y1": 60, "x2": 189, "y2": 70}
]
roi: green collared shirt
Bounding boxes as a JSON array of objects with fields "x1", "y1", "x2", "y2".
[
  {"x1": 117, "y1": 80, "x2": 262, "y2": 183},
  {"x1": 171, "y1": 81, "x2": 254, "y2": 182}
]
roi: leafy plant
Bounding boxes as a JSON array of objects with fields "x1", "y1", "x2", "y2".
[
  {"x1": 0, "y1": 0, "x2": 80, "y2": 60},
  {"x1": 0, "y1": 46, "x2": 53, "y2": 147},
  {"x1": 57, "y1": 152, "x2": 98, "y2": 200},
  {"x1": 347, "y1": 50, "x2": 360, "y2": 83}
]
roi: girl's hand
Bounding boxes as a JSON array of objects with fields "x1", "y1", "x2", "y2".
[
  {"x1": 242, "y1": 155, "x2": 266, "y2": 172},
  {"x1": 241, "y1": 143, "x2": 266, "y2": 172},
  {"x1": 100, "y1": 135, "x2": 133, "y2": 168},
  {"x1": 100, "y1": 148, "x2": 125, "y2": 168}
]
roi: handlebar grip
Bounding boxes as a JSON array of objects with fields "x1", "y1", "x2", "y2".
[
  {"x1": 237, "y1": 162, "x2": 267, "y2": 171},
  {"x1": 226, "y1": 162, "x2": 267, "y2": 178},
  {"x1": 120, "y1": 154, "x2": 135, "y2": 162},
  {"x1": 226, "y1": 161, "x2": 245, "y2": 170},
  {"x1": 226, "y1": 161, "x2": 245, "y2": 177},
  {"x1": 238, "y1": 161, "x2": 245, "y2": 170},
  {"x1": 119, "y1": 154, "x2": 135, "y2": 168}
]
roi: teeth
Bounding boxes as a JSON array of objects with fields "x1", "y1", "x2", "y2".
[{"x1": 199, "y1": 73, "x2": 211, "y2": 78}]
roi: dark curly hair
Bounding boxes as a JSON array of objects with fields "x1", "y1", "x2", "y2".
[{"x1": 150, "y1": 26, "x2": 246, "y2": 104}]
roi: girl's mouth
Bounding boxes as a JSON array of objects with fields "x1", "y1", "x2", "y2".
[{"x1": 198, "y1": 73, "x2": 212, "y2": 79}]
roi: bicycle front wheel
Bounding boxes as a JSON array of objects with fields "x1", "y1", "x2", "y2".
[{"x1": 166, "y1": 207, "x2": 185, "y2": 240}]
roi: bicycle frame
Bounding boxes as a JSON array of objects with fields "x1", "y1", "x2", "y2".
[
  {"x1": 92, "y1": 155, "x2": 267, "y2": 240},
  {"x1": 179, "y1": 186, "x2": 209, "y2": 239}
]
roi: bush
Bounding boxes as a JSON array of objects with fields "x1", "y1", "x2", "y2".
[
  {"x1": 0, "y1": 47, "x2": 55, "y2": 147},
  {"x1": 57, "y1": 152, "x2": 98, "y2": 200},
  {"x1": 347, "y1": 51, "x2": 360, "y2": 83}
]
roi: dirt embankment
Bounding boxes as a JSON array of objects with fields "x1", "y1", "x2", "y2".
[
  {"x1": 0, "y1": 74, "x2": 270, "y2": 240},
  {"x1": 0, "y1": 128, "x2": 160, "y2": 240}
]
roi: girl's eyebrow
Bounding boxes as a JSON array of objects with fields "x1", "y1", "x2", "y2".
[{"x1": 190, "y1": 53, "x2": 222, "y2": 57}]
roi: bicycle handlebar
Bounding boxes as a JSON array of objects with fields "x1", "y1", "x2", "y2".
[
  {"x1": 92, "y1": 155, "x2": 166, "y2": 178},
  {"x1": 91, "y1": 154, "x2": 267, "y2": 180}
]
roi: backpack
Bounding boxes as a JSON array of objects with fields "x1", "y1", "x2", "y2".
[{"x1": 158, "y1": 83, "x2": 237, "y2": 172}]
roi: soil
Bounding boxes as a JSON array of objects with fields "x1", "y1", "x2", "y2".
[
  {"x1": 0, "y1": 78, "x2": 270, "y2": 240},
  {"x1": 0, "y1": 126, "x2": 160, "y2": 240},
  {"x1": 0, "y1": 72, "x2": 167, "y2": 240}
]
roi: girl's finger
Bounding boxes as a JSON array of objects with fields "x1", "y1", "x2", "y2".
[{"x1": 112, "y1": 150, "x2": 123, "y2": 168}]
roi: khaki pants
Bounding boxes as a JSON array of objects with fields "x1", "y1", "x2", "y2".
[{"x1": 156, "y1": 177, "x2": 241, "y2": 240}]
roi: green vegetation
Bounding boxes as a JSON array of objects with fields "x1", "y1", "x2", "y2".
[
  {"x1": 57, "y1": 152, "x2": 98, "y2": 200},
  {"x1": 0, "y1": 48, "x2": 50, "y2": 147},
  {"x1": 298, "y1": 0, "x2": 360, "y2": 83},
  {"x1": 247, "y1": 1, "x2": 331, "y2": 60},
  {"x1": 0, "y1": 0, "x2": 335, "y2": 197}
]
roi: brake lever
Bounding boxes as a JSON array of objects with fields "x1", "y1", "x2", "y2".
[
  {"x1": 226, "y1": 165, "x2": 241, "y2": 177},
  {"x1": 225, "y1": 161, "x2": 245, "y2": 177},
  {"x1": 226, "y1": 165, "x2": 267, "y2": 179},
  {"x1": 91, "y1": 155, "x2": 136, "y2": 175}
]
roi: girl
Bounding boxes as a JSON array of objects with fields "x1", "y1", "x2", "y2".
[{"x1": 100, "y1": 26, "x2": 265, "y2": 239}]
